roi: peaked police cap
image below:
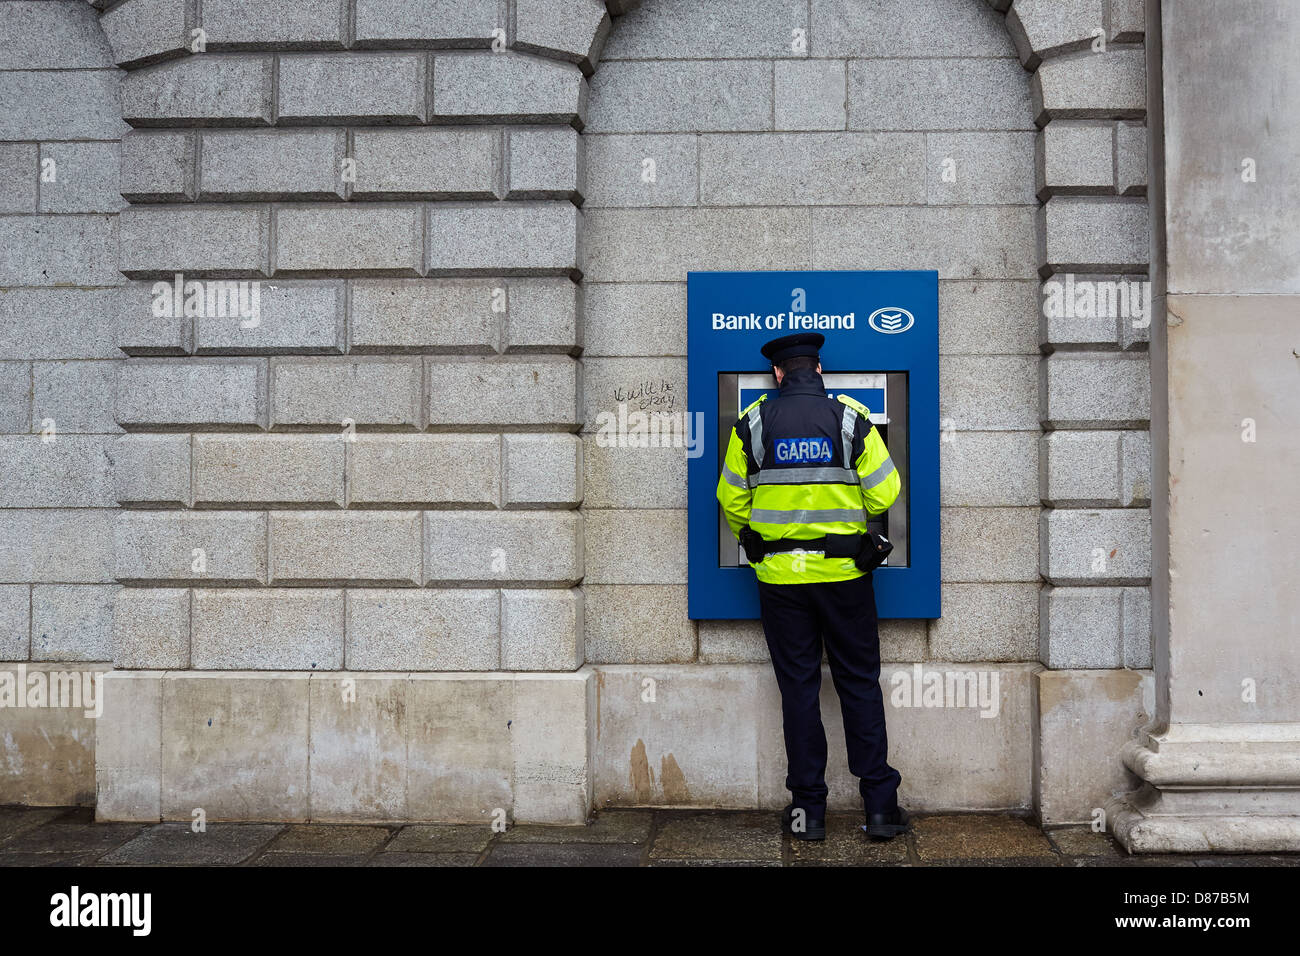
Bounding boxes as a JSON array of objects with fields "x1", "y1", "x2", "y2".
[{"x1": 760, "y1": 332, "x2": 824, "y2": 364}]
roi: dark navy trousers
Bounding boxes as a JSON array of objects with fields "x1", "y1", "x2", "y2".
[{"x1": 757, "y1": 573, "x2": 901, "y2": 817}]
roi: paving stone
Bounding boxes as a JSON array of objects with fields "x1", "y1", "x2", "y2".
[
  {"x1": 278, "y1": 52, "x2": 427, "y2": 123},
  {"x1": 367, "y1": 852, "x2": 479, "y2": 867},
  {"x1": 913, "y1": 814, "x2": 1056, "y2": 861},
  {"x1": 385, "y1": 825, "x2": 494, "y2": 854},
  {"x1": 0, "y1": 807, "x2": 67, "y2": 847},
  {"x1": 482, "y1": 842, "x2": 643, "y2": 867},
  {"x1": 498, "y1": 810, "x2": 654, "y2": 845},
  {"x1": 265, "y1": 824, "x2": 391, "y2": 854},
  {"x1": 649, "y1": 812, "x2": 783, "y2": 861},
  {"x1": 120, "y1": 55, "x2": 274, "y2": 126},
  {"x1": 251, "y1": 852, "x2": 369, "y2": 867},
  {"x1": 0, "y1": 850, "x2": 101, "y2": 867},
  {"x1": 788, "y1": 814, "x2": 911, "y2": 865},
  {"x1": 0, "y1": 821, "x2": 146, "y2": 856},
  {"x1": 99, "y1": 823, "x2": 284, "y2": 865},
  {"x1": 1048, "y1": 826, "x2": 1126, "y2": 857}
]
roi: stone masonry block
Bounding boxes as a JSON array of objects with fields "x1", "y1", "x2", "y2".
[
  {"x1": 99, "y1": 0, "x2": 189, "y2": 69},
  {"x1": 199, "y1": 129, "x2": 346, "y2": 200},
  {"x1": 701, "y1": 132, "x2": 925, "y2": 206},
  {"x1": 0, "y1": 436, "x2": 115, "y2": 507},
  {"x1": 1116, "y1": 122, "x2": 1147, "y2": 195},
  {"x1": 432, "y1": 53, "x2": 587, "y2": 126},
  {"x1": 503, "y1": 433, "x2": 582, "y2": 508},
  {"x1": 582, "y1": 134, "x2": 695, "y2": 208},
  {"x1": 200, "y1": 0, "x2": 349, "y2": 49},
  {"x1": 0, "y1": 361, "x2": 28, "y2": 432},
  {"x1": 192, "y1": 588, "x2": 344, "y2": 669},
  {"x1": 352, "y1": 128, "x2": 499, "y2": 200},
  {"x1": 501, "y1": 589, "x2": 583, "y2": 671},
  {"x1": 349, "y1": 434, "x2": 500, "y2": 507},
  {"x1": 0, "y1": 510, "x2": 116, "y2": 584},
  {"x1": 116, "y1": 358, "x2": 267, "y2": 430},
  {"x1": 514, "y1": 0, "x2": 610, "y2": 74},
  {"x1": 1041, "y1": 508, "x2": 1151, "y2": 585},
  {"x1": 308, "y1": 673, "x2": 407, "y2": 821},
  {"x1": 348, "y1": 279, "x2": 497, "y2": 353},
  {"x1": 119, "y1": 205, "x2": 270, "y2": 277},
  {"x1": 423, "y1": 511, "x2": 582, "y2": 586},
  {"x1": 602, "y1": 0, "x2": 804, "y2": 59},
  {"x1": 583, "y1": 584, "x2": 694, "y2": 664},
  {"x1": 346, "y1": 589, "x2": 499, "y2": 671},
  {"x1": 278, "y1": 53, "x2": 427, "y2": 123},
  {"x1": 928, "y1": 582, "x2": 1040, "y2": 661},
  {"x1": 1039, "y1": 585, "x2": 1151, "y2": 669},
  {"x1": 1041, "y1": 430, "x2": 1121, "y2": 507},
  {"x1": 270, "y1": 358, "x2": 421, "y2": 429},
  {"x1": 813, "y1": 0, "x2": 1014, "y2": 57},
  {"x1": 0, "y1": 71, "x2": 125, "y2": 140},
  {"x1": 584, "y1": 509, "x2": 687, "y2": 585},
  {"x1": 31, "y1": 360, "x2": 118, "y2": 433},
  {"x1": 114, "y1": 434, "x2": 191, "y2": 507},
  {"x1": 940, "y1": 431, "x2": 1039, "y2": 506},
  {"x1": 502, "y1": 278, "x2": 581, "y2": 354},
  {"x1": 195, "y1": 280, "x2": 345, "y2": 354},
  {"x1": 426, "y1": 357, "x2": 578, "y2": 429},
  {"x1": 1031, "y1": 48, "x2": 1146, "y2": 125},
  {"x1": 1041, "y1": 352, "x2": 1150, "y2": 428},
  {"x1": 509, "y1": 673, "x2": 592, "y2": 823},
  {"x1": 426, "y1": 202, "x2": 579, "y2": 277},
  {"x1": 940, "y1": 355, "x2": 1039, "y2": 430},
  {"x1": 0, "y1": 143, "x2": 36, "y2": 213},
  {"x1": 115, "y1": 281, "x2": 190, "y2": 356},
  {"x1": 582, "y1": 439, "x2": 685, "y2": 509},
  {"x1": 37, "y1": 143, "x2": 124, "y2": 214},
  {"x1": 1109, "y1": 0, "x2": 1146, "y2": 42},
  {"x1": 0, "y1": 216, "x2": 120, "y2": 287},
  {"x1": 0, "y1": 289, "x2": 129, "y2": 361},
  {"x1": 158, "y1": 672, "x2": 310, "y2": 819},
  {"x1": 192, "y1": 434, "x2": 345, "y2": 507},
  {"x1": 0, "y1": 0, "x2": 116, "y2": 69},
  {"x1": 586, "y1": 61, "x2": 771, "y2": 134},
  {"x1": 114, "y1": 511, "x2": 268, "y2": 584},
  {"x1": 1120, "y1": 430, "x2": 1150, "y2": 506},
  {"x1": 926, "y1": 131, "x2": 1037, "y2": 205},
  {"x1": 1035, "y1": 122, "x2": 1113, "y2": 200},
  {"x1": 848, "y1": 58, "x2": 1033, "y2": 132},
  {"x1": 113, "y1": 587, "x2": 189, "y2": 669},
  {"x1": 120, "y1": 131, "x2": 195, "y2": 202},
  {"x1": 96, "y1": 672, "x2": 162, "y2": 821},
  {"x1": 1038, "y1": 198, "x2": 1149, "y2": 275},
  {"x1": 506, "y1": 127, "x2": 582, "y2": 201},
  {"x1": 775, "y1": 59, "x2": 846, "y2": 132},
  {"x1": 353, "y1": 0, "x2": 500, "y2": 48},
  {"x1": 269, "y1": 512, "x2": 422, "y2": 586},
  {"x1": 274, "y1": 205, "x2": 423, "y2": 276},
  {"x1": 120, "y1": 55, "x2": 274, "y2": 126},
  {"x1": 30, "y1": 584, "x2": 116, "y2": 661},
  {"x1": 1006, "y1": 0, "x2": 1105, "y2": 69},
  {"x1": 0, "y1": 584, "x2": 28, "y2": 659},
  {"x1": 940, "y1": 507, "x2": 1040, "y2": 583}
]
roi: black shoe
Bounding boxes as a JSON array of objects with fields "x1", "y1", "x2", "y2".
[
  {"x1": 863, "y1": 806, "x2": 911, "y2": 841},
  {"x1": 781, "y1": 803, "x2": 826, "y2": 842}
]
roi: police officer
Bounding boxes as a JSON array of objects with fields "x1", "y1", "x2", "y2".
[{"x1": 715, "y1": 332, "x2": 910, "y2": 842}]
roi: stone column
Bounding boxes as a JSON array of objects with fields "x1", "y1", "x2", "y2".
[{"x1": 1108, "y1": 0, "x2": 1300, "y2": 852}]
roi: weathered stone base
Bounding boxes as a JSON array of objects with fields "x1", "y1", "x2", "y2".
[
  {"x1": 0, "y1": 662, "x2": 108, "y2": 806},
  {"x1": 94, "y1": 670, "x2": 594, "y2": 825},
  {"x1": 1107, "y1": 724, "x2": 1300, "y2": 852}
]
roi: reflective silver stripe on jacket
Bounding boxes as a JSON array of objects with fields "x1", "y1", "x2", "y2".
[
  {"x1": 748, "y1": 403, "x2": 765, "y2": 468},
  {"x1": 748, "y1": 466, "x2": 859, "y2": 488},
  {"x1": 720, "y1": 464, "x2": 748, "y2": 489},
  {"x1": 860, "y1": 457, "x2": 896, "y2": 490},
  {"x1": 839, "y1": 404, "x2": 857, "y2": 468},
  {"x1": 750, "y1": 507, "x2": 868, "y2": 525}
]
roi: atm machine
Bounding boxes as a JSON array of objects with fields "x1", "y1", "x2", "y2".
[{"x1": 687, "y1": 270, "x2": 939, "y2": 621}]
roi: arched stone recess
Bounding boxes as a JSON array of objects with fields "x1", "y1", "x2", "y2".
[{"x1": 84, "y1": 0, "x2": 1154, "y2": 827}]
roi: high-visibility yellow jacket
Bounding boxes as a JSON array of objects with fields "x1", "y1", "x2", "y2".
[{"x1": 715, "y1": 368, "x2": 901, "y2": 585}]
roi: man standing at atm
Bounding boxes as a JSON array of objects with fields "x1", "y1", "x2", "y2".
[{"x1": 715, "y1": 332, "x2": 909, "y2": 842}]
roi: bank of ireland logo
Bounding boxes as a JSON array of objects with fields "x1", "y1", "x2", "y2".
[{"x1": 868, "y1": 307, "x2": 914, "y2": 334}]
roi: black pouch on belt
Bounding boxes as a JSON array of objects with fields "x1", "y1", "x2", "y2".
[{"x1": 855, "y1": 531, "x2": 894, "y2": 572}]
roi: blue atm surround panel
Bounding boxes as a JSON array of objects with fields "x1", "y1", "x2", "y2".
[{"x1": 687, "y1": 270, "x2": 940, "y2": 620}]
